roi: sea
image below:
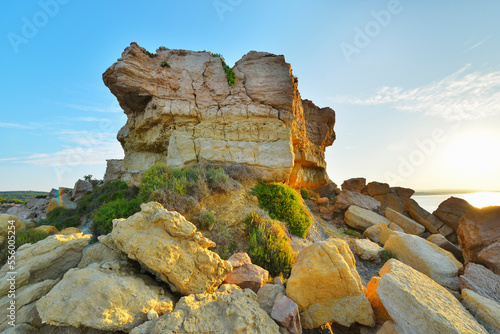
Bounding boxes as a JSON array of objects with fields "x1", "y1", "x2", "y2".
[{"x1": 412, "y1": 191, "x2": 500, "y2": 213}]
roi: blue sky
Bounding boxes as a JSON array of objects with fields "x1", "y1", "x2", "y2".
[{"x1": 1, "y1": 0, "x2": 499, "y2": 191}]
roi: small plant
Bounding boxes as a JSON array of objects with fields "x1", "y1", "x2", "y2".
[
  {"x1": 211, "y1": 53, "x2": 235, "y2": 87},
  {"x1": 341, "y1": 228, "x2": 361, "y2": 238},
  {"x1": 43, "y1": 207, "x2": 80, "y2": 230},
  {"x1": 251, "y1": 182, "x2": 311, "y2": 238},
  {"x1": 91, "y1": 198, "x2": 141, "y2": 236},
  {"x1": 300, "y1": 189, "x2": 310, "y2": 200},
  {"x1": 195, "y1": 210, "x2": 216, "y2": 230},
  {"x1": 160, "y1": 60, "x2": 170, "y2": 68},
  {"x1": 83, "y1": 174, "x2": 93, "y2": 182},
  {"x1": 381, "y1": 249, "x2": 398, "y2": 263},
  {"x1": 15, "y1": 228, "x2": 49, "y2": 249},
  {"x1": 243, "y1": 212, "x2": 296, "y2": 278}
]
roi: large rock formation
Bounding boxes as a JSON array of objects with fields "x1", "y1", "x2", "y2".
[
  {"x1": 103, "y1": 43, "x2": 335, "y2": 188},
  {"x1": 109, "y1": 202, "x2": 232, "y2": 295}
]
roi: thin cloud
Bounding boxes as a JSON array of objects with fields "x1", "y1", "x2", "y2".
[
  {"x1": 0, "y1": 122, "x2": 35, "y2": 129},
  {"x1": 464, "y1": 35, "x2": 491, "y2": 53},
  {"x1": 0, "y1": 157, "x2": 21, "y2": 162},
  {"x1": 62, "y1": 103, "x2": 121, "y2": 113},
  {"x1": 18, "y1": 140, "x2": 123, "y2": 167},
  {"x1": 75, "y1": 117, "x2": 111, "y2": 122},
  {"x1": 331, "y1": 65, "x2": 500, "y2": 120}
]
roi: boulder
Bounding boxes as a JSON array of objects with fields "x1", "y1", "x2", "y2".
[
  {"x1": 0, "y1": 214, "x2": 27, "y2": 237},
  {"x1": 0, "y1": 279, "x2": 59, "y2": 332},
  {"x1": 375, "y1": 259, "x2": 488, "y2": 334},
  {"x1": 376, "y1": 321, "x2": 400, "y2": 334},
  {"x1": 110, "y1": 202, "x2": 231, "y2": 295},
  {"x1": 426, "y1": 234, "x2": 463, "y2": 262},
  {"x1": 77, "y1": 242, "x2": 128, "y2": 269},
  {"x1": 103, "y1": 159, "x2": 127, "y2": 184},
  {"x1": 37, "y1": 262, "x2": 174, "y2": 332},
  {"x1": 433, "y1": 197, "x2": 476, "y2": 231},
  {"x1": 26, "y1": 198, "x2": 50, "y2": 211},
  {"x1": 257, "y1": 283, "x2": 285, "y2": 315},
  {"x1": 271, "y1": 294, "x2": 302, "y2": 334},
  {"x1": 103, "y1": 43, "x2": 336, "y2": 188},
  {"x1": 286, "y1": 239, "x2": 374, "y2": 329},
  {"x1": 406, "y1": 199, "x2": 449, "y2": 235},
  {"x1": 35, "y1": 225, "x2": 59, "y2": 235},
  {"x1": 363, "y1": 223, "x2": 389, "y2": 244},
  {"x1": 362, "y1": 182, "x2": 406, "y2": 215},
  {"x1": 224, "y1": 252, "x2": 269, "y2": 293},
  {"x1": 362, "y1": 182, "x2": 390, "y2": 197},
  {"x1": 151, "y1": 285, "x2": 279, "y2": 333},
  {"x1": 364, "y1": 277, "x2": 392, "y2": 324},
  {"x1": 0, "y1": 233, "x2": 90, "y2": 295},
  {"x1": 46, "y1": 199, "x2": 59, "y2": 213},
  {"x1": 390, "y1": 187, "x2": 415, "y2": 206},
  {"x1": 344, "y1": 205, "x2": 392, "y2": 231},
  {"x1": 3, "y1": 323, "x2": 39, "y2": 334},
  {"x1": 341, "y1": 178, "x2": 366, "y2": 193},
  {"x1": 457, "y1": 206, "x2": 500, "y2": 273},
  {"x1": 384, "y1": 233, "x2": 462, "y2": 290},
  {"x1": 462, "y1": 288, "x2": 500, "y2": 334},
  {"x1": 388, "y1": 222, "x2": 404, "y2": 232},
  {"x1": 59, "y1": 227, "x2": 81, "y2": 236},
  {"x1": 333, "y1": 190, "x2": 380, "y2": 213},
  {"x1": 353, "y1": 238, "x2": 384, "y2": 262},
  {"x1": 60, "y1": 194, "x2": 77, "y2": 210},
  {"x1": 72, "y1": 179, "x2": 91, "y2": 200},
  {"x1": 379, "y1": 229, "x2": 403, "y2": 246},
  {"x1": 460, "y1": 263, "x2": 500, "y2": 304},
  {"x1": 384, "y1": 208, "x2": 425, "y2": 235},
  {"x1": 6, "y1": 206, "x2": 37, "y2": 221}
]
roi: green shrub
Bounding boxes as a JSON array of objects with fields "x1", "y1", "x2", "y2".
[
  {"x1": 91, "y1": 198, "x2": 141, "y2": 236},
  {"x1": 300, "y1": 189, "x2": 310, "y2": 200},
  {"x1": 251, "y1": 182, "x2": 311, "y2": 238},
  {"x1": 211, "y1": 53, "x2": 235, "y2": 87},
  {"x1": 77, "y1": 180, "x2": 135, "y2": 216},
  {"x1": 160, "y1": 60, "x2": 170, "y2": 68},
  {"x1": 149, "y1": 189, "x2": 198, "y2": 215},
  {"x1": 15, "y1": 228, "x2": 49, "y2": 249},
  {"x1": 243, "y1": 212, "x2": 296, "y2": 278},
  {"x1": 43, "y1": 207, "x2": 80, "y2": 230},
  {"x1": 381, "y1": 249, "x2": 398, "y2": 263},
  {"x1": 195, "y1": 210, "x2": 216, "y2": 230},
  {"x1": 341, "y1": 228, "x2": 361, "y2": 238}
]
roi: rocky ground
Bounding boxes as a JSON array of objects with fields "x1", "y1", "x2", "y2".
[{"x1": 0, "y1": 176, "x2": 499, "y2": 334}]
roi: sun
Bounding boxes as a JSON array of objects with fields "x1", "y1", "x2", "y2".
[{"x1": 443, "y1": 132, "x2": 500, "y2": 177}]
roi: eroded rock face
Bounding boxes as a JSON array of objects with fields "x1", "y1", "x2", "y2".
[
  {"x1": 110, "y1": 202, "x2": 232, "y2": 295},
  {"x1": 103, "y1": 43, "x2": 335, "y2": 188},
  {"x1": 286, "y1": 239, "x2": 375, "y2": 329},
  {"x1": 37, "y1": 262, "x2": 175, "y2": 332}
]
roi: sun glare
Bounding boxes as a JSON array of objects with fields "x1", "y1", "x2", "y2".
[
  {"x1": 462, "y1": 192, "x2": 500, "y2": 209},
  {"x1": 444, "y1": 133, "x2": 500, "y2": 177}
]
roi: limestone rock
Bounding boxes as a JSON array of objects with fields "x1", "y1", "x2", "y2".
[
  {"x1": 379, "y1": 229, "x2": 403, "y2": 246},
  {"x1": 362, "y1": 182, "x2": 406, "y2": 215},
  {"x1": 460, "y1": 263, "x2": 500, "y2": 304},
  {"x1": 384, "y1": 233, "x2": 462, "y2": 290},
  {"x1": 46, "y1": 199, "x2": 59, "y2": 213},
  {"x1": 102, "y1": 43, "x2": 336, "y2": 188},
  {"x1": 103, "y1": 159, "x2": 127, "y2": 184},
  {"x1": 26, "y1": 198, "x2": 50, "y2": 211},
  {"x1": 77, "y1": 242, "x2": 128, "y2": 269},
  {"x1": 38, "y1": 325, "x2": 114, "y2": 333},
  {"x1": 427, "y1": 234, "x2": 463, "y2": 262},
  {"x1": 345, "y1": 205, "x2": 392, "y2": 231},
  {"x1": 271, "y1": 294, "x2": 302, "y2": 334},
  {"x1": 59, "y1": 227, "x2": 81, "y2": 235},
  {"x1": 3, "y1": 323, "x2": 39, "y2": 334},
  {"x1": 6, "y1": 206, "x2": 37, "y2": 221},
  {"x1": 341, "y1": 177, "x2": 366, "y2": 193},
  {"x1": 433, "y1": 197, "x2": 476, "y2": 231},
  {"x1": 0, "y1": 279, "x2": 59, "y2": 332},
  {"x1": 110, "y1": 202, "x2": 231, "y2": 295},
  {"x1": 286, "y1": 239, "x2": 375, "y2": 329},
  {"x1": 72, "y1": 179, "x2": 91, "y2": 200},
  {"x1": 363, "y1": 223, "x2": 389, "y2": 244},
  {"x1": 224, "y1": 253, "x2": 269, "y2": 293},
  {"x1": 388, "y1": 223, "x2": 404, "y2": 232},
  {"x1": 457, "y1": 206, "x2": 500, "y2": 273},
  {"x1": 0, "y1": 233, "x2": 90, "y2": 295},
  {"x1": 151, "y1": 285, "x2": 279, "y2": 333},
  {"x1": 257, "y1": 283, "x2": 285, "y2": 315},
  {"x1": 365, "y1": 277, "x2": 392, "y2": 324},
  {"x1": 385, "y1": 208, "x2": 425, "y2": 235},
  {"x1": 390, "y1": 187, "x2": 415, "y2": 206},
  {"x1": 34, "y1": 225, "x2": 59, "y2": 235},
  {"x1": 333, "y1": 190, "x2": 380, "y2": 213},
  {"x1": 0, "y1": 214, "x2": 27, "y2": 237},
  {"x1": 462, "y1": 288, "x2": 500, "y2": 334},
  {"x1": 376, "y1": 259, "x2": 488, "y2": 334},
  {"x1": 376, "y1": 321, "x2": 400, "y2": 334},
  {"x1": 406, "y1": 199, "x2": 448, "y2": 235},
  {"x1": 353, "y1": 238, "x2": 384, "y2": 262},
  {"x1": 37, "y1": 263, "x2": 174, "y2": 332}
]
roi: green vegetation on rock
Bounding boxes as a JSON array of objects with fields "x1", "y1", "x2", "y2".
[
  {"x1": 251, "y1": 182, "x2": 311, "y2": 238},
  {"x1": 211, "y1": 53, "x2": 235, "y2": 87},
  {"x1": 381, "y1": 249, "x2": 398, "y2": 263},
  {"x1": 300, "y1": 188, "x2": 310, "y2": 200},
  {"x1": 243, "y1": 212, "x2": 296, "y2": 278},
  {"x1": 91, "y1": 198, "x2": 141, "y2": 235},
  {"x1": 0, "y1": 228, "x2": 49, "y2": 265}
]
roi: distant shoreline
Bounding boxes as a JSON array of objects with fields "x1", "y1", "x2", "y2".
[{"x1": 413, "y1": 189, "x2": 500, "y2": 196}]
